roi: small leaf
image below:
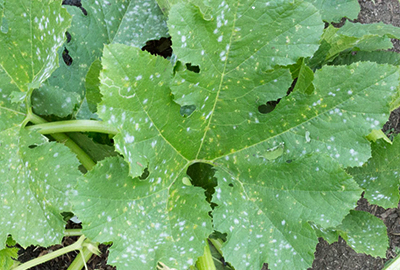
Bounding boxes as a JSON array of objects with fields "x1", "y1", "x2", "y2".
[
  {"x1": 347, "y1": 137, "x2": 400, "y2": 209},
  {"x1": 338, "y1": 210, "x2": 388, "y2": 258},
  {"x1": 313, "y1": 210, "x2": 388, "y2": 257},
  {"x1": 0, "y1": 236, "x2": 19, "y2": 269},
  {"x1": 366, "y1": 129, "x2": 392, "y2": 144},
  {"x1": 317, "y1": 22, "x2": 400, "y2": 63},
  {"x1": 304, "y1": 0, "x2": 360, "y2": 22}
]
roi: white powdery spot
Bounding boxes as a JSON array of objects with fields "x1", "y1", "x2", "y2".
[{"x1": 124, "y1": 134, "x2": 135, "y2": 143}]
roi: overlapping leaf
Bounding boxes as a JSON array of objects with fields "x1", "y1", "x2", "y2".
[
  {"x1": 348, "y1": 137, "x2": 400, "y2": 209},
  {"x1": 338, "y1": 210, "x2": 388, "y2": 257},
  {"x1": 69, "y1": 1, "x2": 400, "y2": 269},
  {"x1": 0, "y1": 0, "x2": 71, "y2": 92},
  {"x1": 0, "y1": 128, "x2": 80, "y2": 248},
  {"x1": 304, "y1": 0, "x2": 360, "y2": 22},
  {"x1": 73, "y1": 156, "x2": 212, "y2": 270},
  {"x1": 0, "y1": 0, "x2": 81, "y2": 249},
  {"x1": 311, "y1": 21, "x2": 400, "y2": 67},
  {"x1": 32, "y1": 0, "x2": 169, "y2": 117},
  {"x1": 314, "y1": 209, "x2": 388, "y2": 258},
  {"x1": 0, "y1": 236, "x2": 19, "y2": 269}
]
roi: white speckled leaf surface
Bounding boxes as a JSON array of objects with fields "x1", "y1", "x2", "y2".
[
  {"x1": 32, "y1": 0, "x2": 168, "y2": 117},
  {"x1": 70, "y1": 1, "x2": 400, "y2": 269},
  {"x1": 314, "y1": 209, "x2": 388, "y2": 258},
  {"x1": 348, "y1": 137, "x2": 400, "y2": 209},
  {"x1": 0, "y1": 0, "x2": 81, "y2": 249},
  {"x1": 338, "y1": 210, "x2": 388, "y2": 257},
  {"x1": 0, "y1": 128, "x2": 80, "y2": 248},
  {"x1": 0, "y1": 0, "x2": 71, "y2": 92},
  {"x1": 73, "y1": 156, "x2": 212, "y2": 269}
]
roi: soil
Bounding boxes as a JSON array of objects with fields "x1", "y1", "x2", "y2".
[{"x1": 15, "y1": 0, "x2": 400, "y2": 269}]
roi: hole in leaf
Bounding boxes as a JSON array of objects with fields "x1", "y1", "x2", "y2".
[
  {"x1": 286, "y1": 159, "x2": 293, "y2": 163},
  {"x1": 139, "y1": 167, "x2": 149, "y2": 180},
  {"x1": 187, "y1": 163, "x2": 217, "y2": 205},
  {"x1": 66, "y1": 31, "x2": 71, "y2": 43},
  {"x1": 81, "y1": 7, "x2": 88, "y2": 15},
  {"x1": 228, "y1": 183, "x2": 234, "y2": 187},
  {"x1": 62, "y1": 0, "x2": 87, "y2": 15},
  {"x1": 258, "y1": 78, "x2": 296, "y2": 114},
  {"x1": 186, "y1": 63, "x2": 200, "y2": 73},
  {"x1": 62, "y1": 48, "x2": 73, "y2": 66},
  {"x1": 61, "y1": 211, "x2": 75, "y2": 222},
  {"x1": 142, "y1": 37, "x2": 172, "y2": 59},
  {"x1": 62, "y1": 0, "x2": 81, "y2": 6},
  {"x1": 180, "y1": 105, "x2": 196, "y2": 118},
  {"x1": 28, "y1": 145, "x2": 38, "y2": 149},
  {"x1": 258, "y1": 100, "x2": 279, "y2": 114}
]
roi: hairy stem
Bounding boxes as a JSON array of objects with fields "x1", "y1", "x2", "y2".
[
  {"x1": 27, "y1": 113, "x2": 96, "y2": 170},
  {"x1": 26, "y1": 120, "x2": 118, "y2": 135}
]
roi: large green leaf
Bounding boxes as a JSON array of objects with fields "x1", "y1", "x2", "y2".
[
  {"x1": 304, "y1": 0, "x2": 359, "y2": 22},
  {"x1": 71, "y1": 1, "x2": 400, "y2": 269},
  {"x1": 213, "y1": 155, "x2": 361, "y2": 269},
  {"x1": 32, "y1": 0, "x2": 168, "y2": 117},
  {"x1": 72, "y1": 156, "x2": 212, "y2": 270},
  {"x1": 0, "y1": 128, "x2": 80, "y2": 248},
  {"x1": 0, "y1": 0, "x2": 71, "y2": 92},
  {"x1": 347, "y1": 137, "x2": 400, "y2": 209}
]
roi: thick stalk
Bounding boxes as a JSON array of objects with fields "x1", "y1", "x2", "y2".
[
  {"x1": 66, "y1": 245, "x2": 92, "y2": 270},
  {"x1": 196, "y1": 240, "x2": 216, "y2": 270},
  {"x1": 26, "y1": 120, "x2": 118, "y2": 135},
  {"x1": 27, "y1": 113, "x2": 96, "y2": 171},
  {"x1": 13, "y1": 236, "x2": 86, "y2": 270},
  {"x1": 67, "y1": 239, "x2": 100, "y2": 270}
]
